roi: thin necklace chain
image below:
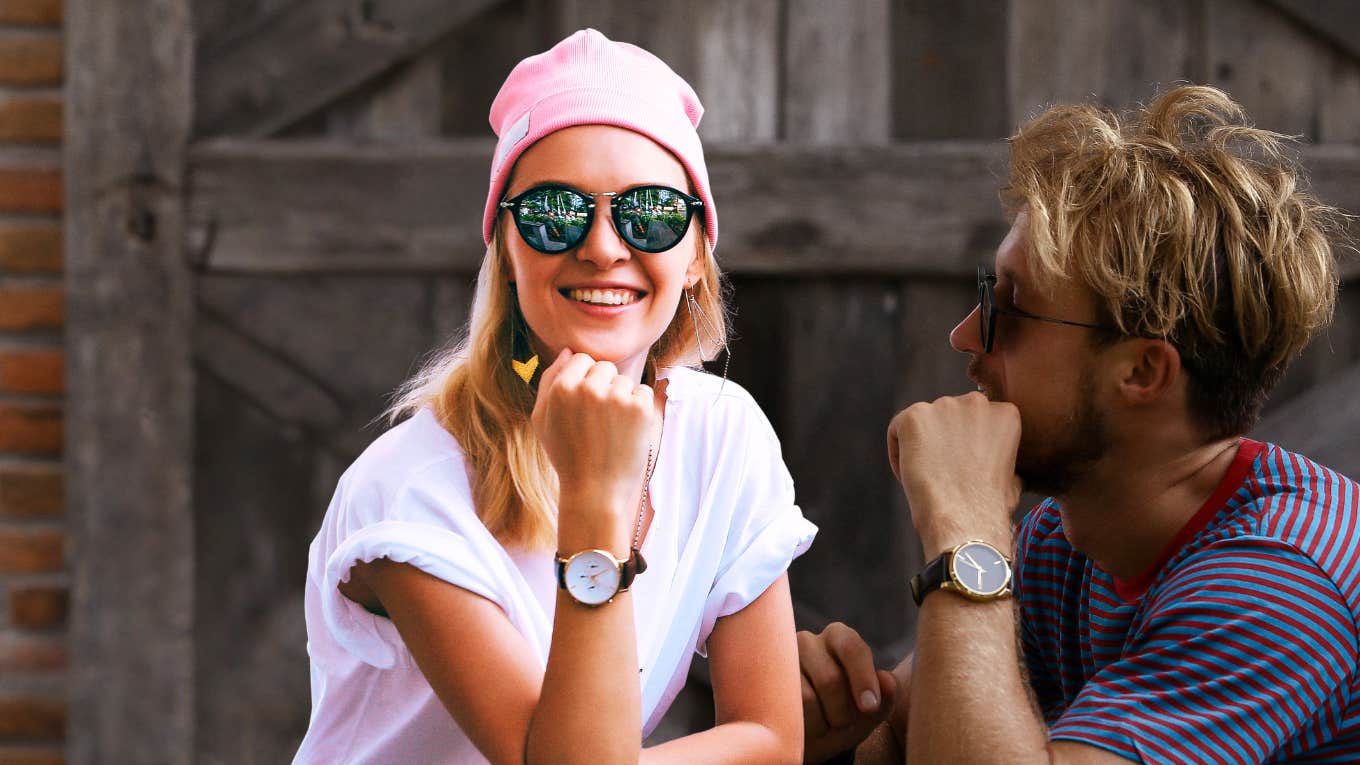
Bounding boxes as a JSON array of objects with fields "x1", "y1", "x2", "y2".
[{"x1": 632, "y1": 444, "x2": 657, "y2": 552}]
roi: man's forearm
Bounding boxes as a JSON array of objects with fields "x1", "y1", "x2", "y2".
[{"x1": 906, "y1": 594, "x2": 1049, "y2": 764}]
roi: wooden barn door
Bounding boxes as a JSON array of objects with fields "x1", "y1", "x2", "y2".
[{"x1": 67, "y1": 1, "x2": 1360, "y2": 762}]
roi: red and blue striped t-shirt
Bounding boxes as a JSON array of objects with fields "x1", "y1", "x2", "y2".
[{"x1": 1016, "y1": 439, "x2": 1360, "y2": 764}]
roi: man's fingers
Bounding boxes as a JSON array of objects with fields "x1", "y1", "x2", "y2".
[
  {"x1": 874, "y1": 668, "x2": 897, "y2": 722},
  {"x1": 799, "y1": 624, "x2": 873, "y2": 729},
  {"x1": 825, "y1": 622, "x2": 883, "y2": 715}
]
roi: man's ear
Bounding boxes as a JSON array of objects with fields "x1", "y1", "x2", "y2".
[{"x1": 1115, "y1": 339, "x2": 1181, "y2": 405}]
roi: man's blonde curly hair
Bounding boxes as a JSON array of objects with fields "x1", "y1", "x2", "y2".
[{"x1": 1003, "y1": 84, "x2": 1348, "y2": 439}]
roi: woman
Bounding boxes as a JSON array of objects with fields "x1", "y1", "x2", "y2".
[{"x1": 292, "y1": 29, "x2": 816, "y2": 765}]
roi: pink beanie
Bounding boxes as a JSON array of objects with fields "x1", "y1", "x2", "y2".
[{"x1": 483, "y1": 29, "x2": 718, "y2": 250}]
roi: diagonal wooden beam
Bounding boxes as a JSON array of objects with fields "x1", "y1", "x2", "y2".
[
  {"x1": 1265, "y1": 0, "x2": 1360, "y2": 62},
  {"x1": 187, "y1": 139, "x2": 1360, "y2": 279},
  {"x1": 195, "y1": 0, "x2": 500, "y2": 138}
]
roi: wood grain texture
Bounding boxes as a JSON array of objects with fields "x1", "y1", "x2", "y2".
[
  {"x1": 550, "y1": 0, "x2": 779, "y2": 141},
  {"x1": 1009, "y1": 0, "x2": 1198, "y2": 123},
  {"x1": 187, "y1": 139, "x2": 1012, "y2": 276},
  {"x1": 1266, "y1": 0, "x2": 1360, "y2": 62},
  {"x1": 893, "y1": 0, "x2": 1009, "y2": 140},
  {"x1": 194, "y1": 0, "x2": 500, "y2": 137},
  {"x1": 1253, "y1": 356, "x2": 1360, "y2": 481},
  {"x1": 187, "y1": 139, "x2": 1360, "y2": 280},
  {"x1": 783, "y1": 0, "x2": 891, "y2": 143},
  {"x1": 63, "y1": 0, "x2": 194, "y2": 762}
]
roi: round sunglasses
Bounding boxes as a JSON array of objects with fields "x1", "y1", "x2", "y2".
[{"x1": 499, "y1": 184, "x2": 703, "y2": 254}]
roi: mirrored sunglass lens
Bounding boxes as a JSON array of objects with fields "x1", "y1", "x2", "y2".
[
  {"x1": 617, "y1": 187, "x2": 689, "y2": 251},
  {"x1": 515, "y1": 189, "x2": 590, "y2": 253}
]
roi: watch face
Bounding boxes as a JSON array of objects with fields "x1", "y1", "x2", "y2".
[
  {"x1": 949, "y1": 542, "x2": 1011, "y2": 597},
  {"x1": 563, "y1": 550, "x2": 622, "y2": 606}
]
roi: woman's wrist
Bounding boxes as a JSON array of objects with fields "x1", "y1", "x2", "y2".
[{"x1": 555, "y1": 500, "x2": 633, "y2": 556}]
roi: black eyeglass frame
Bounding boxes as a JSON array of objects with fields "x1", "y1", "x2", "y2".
[
  {"x1": 977, "y1": 264, "x2": 1117, "y2": 353},
  {"x1": 498, "y1": 183, "x2": 704, "y2": 255}
]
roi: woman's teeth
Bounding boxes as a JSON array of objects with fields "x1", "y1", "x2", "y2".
[{"x1": 569, "y1": 288, "x2": 639, "y2": 306}]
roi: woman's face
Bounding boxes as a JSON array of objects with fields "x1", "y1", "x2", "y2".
[{"x1": 502, "y1": 125, "x2": 704, "y2": 380}]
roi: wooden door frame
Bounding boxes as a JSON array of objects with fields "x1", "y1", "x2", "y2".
[{"x1": 63, "y1": 1, "x2": 1360, "y2": 761}]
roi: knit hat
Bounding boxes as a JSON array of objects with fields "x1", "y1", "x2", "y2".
[{"x1": 483, "y1": 28, "x2": 718, "y2": 250}]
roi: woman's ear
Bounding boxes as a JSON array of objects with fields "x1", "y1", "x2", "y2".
[
  {"x1": 684, "y1": 240, "x2": 706, "y2": 291},
  {"x1": 1116, "y1": 339, "x2": 1181, "y2": 405}
]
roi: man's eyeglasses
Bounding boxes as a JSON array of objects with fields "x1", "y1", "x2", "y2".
[
  {"x1": 499, "y1": 184, "x2": 703, "y2": 255},
  {"x1": 977, "y1": 264, "x2": 1116, "y2": 353}
]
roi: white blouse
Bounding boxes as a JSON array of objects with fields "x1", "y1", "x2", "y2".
[{"x1": 292, "y1": 367, "x2": 817, "y2": 765}]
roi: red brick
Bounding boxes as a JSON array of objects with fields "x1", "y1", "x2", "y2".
[
  {"x1": 0, "y1": 697, "x2": 63, "y2": 740},
  {"x1": 0, "y1": 170, "x2": 60, "y2": 214},
  {"x1": 0, "y1": 747, "x2": 64, "y2": 765},
  {"x1": 0, "y1": 0, "x2": 62, "y2": 26},
  {"x1": 0, "y1": 404, "x2": 59, "y2": 455},
  {"x1": 0, "y1": 38, "x2": 61, "y2": 86},
  {"x1": 0, "y1": 225, "x2": 60, "y2": 274},
  {"x1": 0, "y1": 464, "x2": 60, "y2": 517},
  {"x1": 0, "y1": 98, "x2": 60, "y2": 143},
  {"x1": 7, "y1": 586, "x2": 64, "y2": 628},
  {"x1": 0, "y1": 407, "x2": 59, "y2": 458},
  {"x1": 0, "y1": 286, "x2": 61, "y2": 331},
  {"x1": 0, "y1": 528, "x2": 60, "y2": 572},
  {"x1": 0, "y1": 349, "x2": 60, "y2": 394}
]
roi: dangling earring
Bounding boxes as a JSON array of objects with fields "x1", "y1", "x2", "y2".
[
  {"x1": 685, "y1": 283, "x2": 730, "y2": 385},
  {"x1": 508, "y1": 284, "x2": 540, "y2": 385}
]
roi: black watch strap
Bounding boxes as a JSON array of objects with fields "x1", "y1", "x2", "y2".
[{"x1": 910, "y1": 551, "x2": 949, "y2": 606}]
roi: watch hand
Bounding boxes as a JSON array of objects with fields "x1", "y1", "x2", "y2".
[{"x1": 958, "y1": 552, "x2": 984, "y2": 572}]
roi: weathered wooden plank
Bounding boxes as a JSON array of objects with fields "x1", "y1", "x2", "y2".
[
  {"x1": 195, "y1": 0, "x2": 501, "y2": 137},
  {"x1": 550, "y1": 0, "x2": 779, "y2": 142},
  {"x1": 782, "y1": 280, "x2": 912, "y2": 649},
  {"x1": 65, "y1": 0, "x2": 194, "y2": 762},
  {"x1": 194, "y1": 310, "x2": 348, "y2": 434},
  {"x1": 324, "y1": 53, "x2": 445, "y2": 140},
  {"x1": 893, "y1": 0, "x2": 1009, "y2": 140},
  {"x1": 187, "y1": 139, "x2": 1010, "y2": 276},
  {"x1": 1205, "y1": 0, "x2": 1325, "y2": 140},
  {"x1": 1266, "y1": 0, "x2": 1360, "y2": 63},
  {"x1": 1009, "y1": 0, "x2": 1198, "y2": 122},
  {"x1": 194, "y1": 374, "x2": 316, "y2": 764},
  {"x1": 188, "y1": 139, "x2": 1360, "y2": 280},
  {"x1": 1252, "y1": 357, "x2": 1360, "y2": 482},
  {"x1": 783, "y1": 0, "x2": 891, "y2": 144}
]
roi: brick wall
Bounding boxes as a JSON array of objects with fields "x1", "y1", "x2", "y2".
[{"x1": 0, "y1": 1, "x2": 65, "y2": 764}]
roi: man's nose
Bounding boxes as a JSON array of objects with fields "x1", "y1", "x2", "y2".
[{"x1": 950, "y1": 303, "x2": 984, "y2": 354}]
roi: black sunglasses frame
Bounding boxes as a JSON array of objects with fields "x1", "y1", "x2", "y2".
[
  {"x1": 977, "y1": 264, "x2": 1116, "y2": 353},
  {"x1": 499, "y1": 183, "x2": 704, "y2": 255}
]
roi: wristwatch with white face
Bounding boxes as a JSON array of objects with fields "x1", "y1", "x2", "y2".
[
  {"x1": 911, "y1": 539, "x2": 1013, "y2": 606},
  {"x1": 554, "y1": 548, "x2": 645, "y2": 606}
]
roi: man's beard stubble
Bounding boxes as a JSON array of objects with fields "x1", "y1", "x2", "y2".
[{"x1": 972, "y1": 359, "x2": 1111, "y2": 498}]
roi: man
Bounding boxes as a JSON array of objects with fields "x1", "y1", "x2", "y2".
[{"x1": 800, "y1": 85, "x2": 1358, "y2": 764}]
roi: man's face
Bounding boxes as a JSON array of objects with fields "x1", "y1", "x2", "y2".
[{"x1": 948, "y1": 212, "x2": 1112, "y2": 496}]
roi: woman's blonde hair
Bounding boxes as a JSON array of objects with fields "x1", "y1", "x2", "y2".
[
  {"x1": 389, "y1": 226, "x2": 728, "y2": 551},
  {"x1": 1003, "y1": 84, "x2": 1349, "y2": 438}
]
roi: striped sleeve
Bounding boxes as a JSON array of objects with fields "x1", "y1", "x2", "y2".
[{"x1": 1049, "y1": 538, "x2": 1358, "y2": 765}]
